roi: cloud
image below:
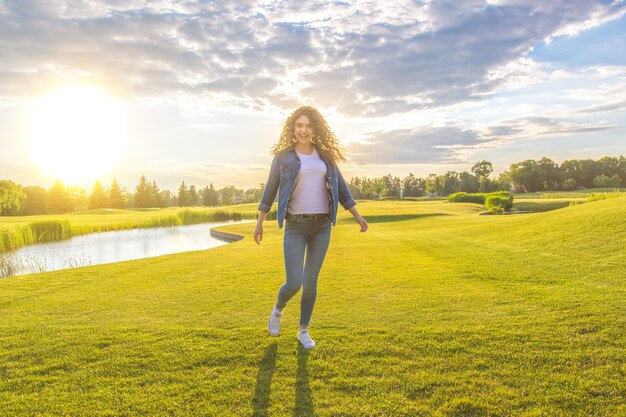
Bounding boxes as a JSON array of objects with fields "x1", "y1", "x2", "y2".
[
  {"x1": 568, "y1": 100, "x2": 626, "y2": 115},
  {"x1": 481, "y1": 116, "x2": 614, "y2": 142},
  {"x1": 0, "y1": 0, "x2": 624, "y2": 117},
  {"x1": 347, "y1": 126, "x2": 483, "y2": 165},
  {"x1": 347, "y1": 114, "x2": 615, "y2": 166}
]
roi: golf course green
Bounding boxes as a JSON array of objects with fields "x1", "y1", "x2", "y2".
[{"x1": 1, "y1": 198, "x2": 624, "y2": 416}]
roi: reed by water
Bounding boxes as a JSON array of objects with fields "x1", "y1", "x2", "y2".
[{"x1": 0, "y1": 209, "x2": 255, "y2": 254}]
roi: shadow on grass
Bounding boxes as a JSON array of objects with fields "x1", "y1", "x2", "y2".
[
  {"x1": 512, "y1": 201, "x2": 575, "y2": 212},
  {"x1": 252, "y1": 343, "x2": 278, "y2": 417},
  {"x1": 294, "y1": 344, "x2": 314, "y2": 417},
  {"x1": 339, "y1": 213, "x2": 449, "y2": 224},
  {"x1": 251, "y1": 342, "x2": 314, "y2": 417}
]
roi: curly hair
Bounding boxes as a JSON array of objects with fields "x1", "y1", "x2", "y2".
[{"x1": 271, "y1": 106, "x2": 346, "y2": 164}]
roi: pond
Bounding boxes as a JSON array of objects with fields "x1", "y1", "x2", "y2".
[{"x1": 0, "y1": 221, "x2": 250, "y2": 278}]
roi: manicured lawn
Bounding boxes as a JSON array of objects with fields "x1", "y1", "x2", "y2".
[
  {"x1": 1, "y1": 199, "x2": 624, "y2": 416},
  {"x1": 511, "y1": 198, "x2": 579, "y2": 212},
  {"x1": 513, "y1": 188, "x2": 625, "y2": 199}
]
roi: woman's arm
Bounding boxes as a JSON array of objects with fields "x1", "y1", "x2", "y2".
[
  {"x1": 255, "y1": 154, "x2": 281, "y2": 245},
  {"x1": 336, "y1": 167, "x2": 357, "y2": 210},
  {"x1": 335, "y1": 166, "x2": 366, "y2": 232},
  {"x1": 257, "y1": 154, "x2": 281, "y2": 213},
  {"x1": 254, "y1": 210, "x2": 267, "y2": 244},
  {"x1": 347, "y1": 205, "x2": 368, "y2": 232}
]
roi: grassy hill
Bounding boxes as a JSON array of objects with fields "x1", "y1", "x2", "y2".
[{"x1": 0, "y1": 199, "x2": 624, "y2": 416}]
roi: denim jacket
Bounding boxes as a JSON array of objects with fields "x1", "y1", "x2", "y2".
[{"x1": 258, "y1": 146, "x2": 356, "y2": 228}]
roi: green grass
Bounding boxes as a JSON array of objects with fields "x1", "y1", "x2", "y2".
[
  {"x1": 513, "y1": 188, "x2": 626, "y2": 199},
  {"x1": 0, "y1": 199, "x2": 624, "y2": 416},
  {"x1": 512, "y1": 198, "x2": 582, "y2": 212}
]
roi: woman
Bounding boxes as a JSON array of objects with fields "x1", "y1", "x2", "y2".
[{"x1": 254, "y1": 106, "x2": 368, "y2": 349}]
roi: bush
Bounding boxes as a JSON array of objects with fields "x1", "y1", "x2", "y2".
[
  {"x1": 448, "y1": 191, "x2": 513, "y2": 208},
  {"x1": 485, "y1": 195, "x2": 513, "y2": 213},
  {"x1": 448, "y1": 192, "x2": 486, "y2": 204},
  {"x1": 491, "y1": 191, "x2": 513, "y2": 205}
]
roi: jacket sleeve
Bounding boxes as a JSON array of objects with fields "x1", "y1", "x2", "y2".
[
  {"x1": 258, "y1": 154, "x2": 281, "y2": 213},
  {"x1": 337, "y1": 167, "x2": 357, "y2": 210}
]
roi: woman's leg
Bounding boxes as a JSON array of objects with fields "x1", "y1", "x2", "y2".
[
  {"x1": 276, "y1": 220, "x2": 308, "y2": 309},
  {"x1": 299, "y1": 218, "x2": 332, "y2": 327}
]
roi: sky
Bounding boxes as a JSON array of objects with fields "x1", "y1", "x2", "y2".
[{"x1": 1, "y1": 0, "x2": 625, "y2": 191}]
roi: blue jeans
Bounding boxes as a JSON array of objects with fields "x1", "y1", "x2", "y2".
[{"x1": 276, "y1": 213, "x2": 332, "y2": 327}]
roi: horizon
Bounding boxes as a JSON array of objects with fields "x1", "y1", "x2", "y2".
[
  {"x1": 5, "y1": 152, "x2": 626, "y2": 194},
  {"x1": 1, "y1": 1, "x2": 625, "y2": 191}
]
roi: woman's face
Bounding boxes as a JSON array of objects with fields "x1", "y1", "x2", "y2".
[{"x1": 293, "y1": 114, "x2": 314, "y2": 146}]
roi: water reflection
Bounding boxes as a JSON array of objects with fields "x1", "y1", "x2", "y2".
[{"x1": 1, "y1": 221, "x2": 249, "y2": 277}]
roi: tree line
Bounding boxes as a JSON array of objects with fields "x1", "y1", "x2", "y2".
[
  {"x1": 0, "y1": 176, "x2": 265, "y2": 216},
  {"x1": 349, "y1": 156, "x2": 625, "y2": 198},
  {"x1": 1, "y1": 155, "x2": 623, "y2": 216}
]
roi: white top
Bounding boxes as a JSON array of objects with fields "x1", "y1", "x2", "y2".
[{"x1": 288, "y1": 148, "x2": 330, "y2": 214}]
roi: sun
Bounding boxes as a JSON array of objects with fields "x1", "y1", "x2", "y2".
[{"x1": 28, "y1": 85, "x2": 127, "y2": 185}]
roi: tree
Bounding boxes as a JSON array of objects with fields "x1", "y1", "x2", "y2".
[
  {"x1": 135, "y1": 175, "x2": 153, "y2": 208},
  {"x1": 89, "y1": 180, "x2": 108, "y2": 209},
  {"x1": 201, "y1": 183, "x2": 219, "y2": 206},
  {"x1": 441, "y1": 171, "x2": 461, "y2": 196},
  {"x1": 381, "y1": 174, "x2": 402, "y2": 198},
  {"x1": 597, "y1": 156, "x2": 621, "y2": 178},
  {"x1": 219, "y1": 185, "x2": 237, "y2": 205},
  {"x1": 178, "y1": 181, "x2": 190, "y2": 207},
  {"x1": 188, "y1": 185, "x2": 198, "y2": 206},
  {"x1": 459, "y1": 171, "x2": 479, "y2": 193},
  {"x1": 478, "y1": 176, "x2": 487, "y2": 193},
  {"x1": 493, "y1": 172, "x2": 512, "y2": 191},
  {"x1": 67, "y1": 186, "x2": 88, "y2": 212},
  {"x1": 471, "y1": 160, "x2": 493, "y2": 179},
  {"x1": 508, "y1": 159, "x2": 543, "y2": 192},
  {"x1": 122, "y1": 187, "x2": 133, "y2": 208},
  {"x1": 360, "y1": 177, "x2": 385, "y2": 199},
  {"x1": 538, "y1": 157, "x2": 560, "y2": 190},
  {"x1": 48, "y1": 180, "x2": 71, "y2": 213},
  {"x1": 348, "y1": 177, "x2": 364, "y2": 199},
  {"x1": 560, "y1": 159, "x2": 599, "y2": 188},
  {"x1": 402, "y1": 173, "x2": 425, "y2": 197},
  {"x1": 562, "y1": 178, "x2": 577, "y2": 190},
  {"x1": 150, "y1": 180, "x2": 163, "y2": 208},
  {"x1": 0, "y1": 180, "x2": 26, "y2": 215},
  {"x1": 593, "y1": 174, "x2": 622, "y2": 188},
  {"x1": 159, "y1": 190, "x2": 174, "y2": 207},
  {"x1": 109, "y1": 179, "x2": 125, "y2": 208},
  {"x1": 426, "y1": 174, "x2": 442, "y2": 196},
  {"x1": 22, "y1": 186, "x2": 48, "y2": 215}
]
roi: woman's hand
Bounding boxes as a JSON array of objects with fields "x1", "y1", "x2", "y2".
[
  {"x1": 254, "y1": 211, "x2": 267, "y2": 245},
  {"x1": 254, "y1": 222, "x2": 263, "y2": 245},
  {"x1": 355, "y1": 215, "x2": 368, "y2": 232},
  {"x1": 348, "y1": 206, "x2": 368, "y2": 232}
]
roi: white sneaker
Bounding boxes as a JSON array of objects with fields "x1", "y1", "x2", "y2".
[
  {"x1": 298, "y1": 330, "x2": 316, "y2": 349},
  {"x1": 268, "y1": 308, "x2": 282, "y2": 336}
]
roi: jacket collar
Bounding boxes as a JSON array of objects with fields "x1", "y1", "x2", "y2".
[{"x1": 287, "y1": 144, "x2": 335, "y2": 168}]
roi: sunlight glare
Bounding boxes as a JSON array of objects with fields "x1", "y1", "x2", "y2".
[{"x1": 28, "y1": 85, "x2": 127, "y2": 185}]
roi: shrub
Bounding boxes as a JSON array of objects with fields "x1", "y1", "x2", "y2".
[
  {"x1": 485, "y1": 195, "x2": 513, "y2": 213},
  {"x1": 448, "y1": 192, "x2": 486, "y2": 204},
  {"x1": 448, "y1": 191, "x2": 513, "y2": 208},
  {"x1": 491, "y1": 191, "x2": 513, "y2": 205},
  {"x1": 448, "y1": 192, "x2": 469, "y2": 202}
]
